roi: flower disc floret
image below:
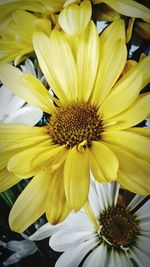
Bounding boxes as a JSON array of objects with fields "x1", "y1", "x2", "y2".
[
  {"x1": 99, "y1": 205, "x2": 139, "y2": 248},
  {"x1": 47, "y1": 102, "x2": 102, "y2": 148}
]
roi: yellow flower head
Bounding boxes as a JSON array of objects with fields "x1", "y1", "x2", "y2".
[
  {"x1": 0, "y1": 20, "x2": 150, "y2": 233},
  {"x1": 0, "y1": 0, "x2": 65, "y2": 26},
  {"x1": 0, "y1": 10, "x2": 51, "y2": 65},
  {"x1": 1, "y1": 0, "x2": 149, "y2": 65}
]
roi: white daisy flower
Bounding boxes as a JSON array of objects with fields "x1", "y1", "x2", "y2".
[
  {"x1": 30, "y1": 180, "x2": 150, "y2": 267},
  {"x1": 0, "y1": 233, "x2": 37, "y2": 266},
  {"x1": 0, "y1": 59, "x2": 42, "y2": 125}
]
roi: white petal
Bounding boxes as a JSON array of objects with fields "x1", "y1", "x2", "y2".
[
  {"x1": 55, "y1": 237, "x2": 97, "y2": 267},
  {"x1": 20, "y1": 59, "x2": 37, "y2": 77},
  {"x1": 30, "y1": 223, "x2": 61, "y2": 241},
  {"x1": 135, "y1": 235, "x2": 150, "y2": 256},
  {"x1": 135, "y1": 200, "x2": 150, "y2": 221},
  {"x1": 4, "y1": 106, "x2": 42, "y2": 125},
  {"x1": 82, "y1": 244, "x2": 107, "y2": 267},
  {"x1": 3, "y1": 92, "x2": 25, "y2": 114},
  {"x1": 108, "y1": 182, "x2": 120, "y2": 206},
  {"x1": 50, "y1": 230, "x2": 94, "y2": 252},
  {"x1": 96, "y1": 21, "x2": 107, "y2": 34},
  {"x1": 0, "y1": 85, "x2": 25, "y2": 121},
  {"x1": 88, "y1": 180, "x2": 103, "y2": 217},
  {"x1": 6, "y1": 241, "x2": 20, "y2": 252},
  {"x1": 0, "y1": 85, "x2": 12, "y2": 119},
  {"x1": 3, "y1": 253, "x2": 21, "y2": 266},
  {"x1": 92, "y1": 181, "x2": 119, "y2": 210},
  {"x1": 110, "y1": 250, "x2": 133, "y2": 267},
  {"x1": 130, "y1": 246, "x2": 150, "y2": 266},
  {"x1": 30, "y1": 211, "x2": 94, "y2": 242},
  {"x1": 145, "y1": 119, "x2": 150, "y2": 127},
  {"x1": 140, "y1": 221, "x2": 150, "y2": 236},
  {"x1": 127, "y1": 195, "x2": 147, "y2": 211},
  {"x1": 60, "y1": 211, "x2": 94, "y2": 232},
  {"x1": 6, "y1": 240, "x2": 37, "y2": 257},
  {"x1": 96, "y1": 183, "x2": 109, "y2": 210}
]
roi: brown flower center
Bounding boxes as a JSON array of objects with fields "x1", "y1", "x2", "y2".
[
  {"x1": 99, "y1": 205, "x2": 139, "y2": 248},
  {"x1": 47, "y1": 102, "x2": 102, "y2": 148}
]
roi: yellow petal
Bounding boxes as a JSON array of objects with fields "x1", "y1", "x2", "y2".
[
  {"x1": 126, "y1": 17, "x2": 135, "y2": 43},
  {"x1": 64, "y1": 32, "x2": 79, "y2": 58},
  {"x1": 118, "y1": 169, "x2": 150, "y2": 195},
  {"x1": 33, "y1": 30, "x2": 78, "y2": 102},
  {"x1": 0, "y1": 42, "x2": 32, "y2": 65},
  {"x1": 64, "y1": 0, "x2": 80, "y2": 7},
  {"x1": 7, "y1": 146, "x2": 49, "y2": 178},
  {"x1": 0, "y1": 139, "x2": 50, "y2": 172},
  {"x1": 0, "y1": 148, "x2": 18, "y2": 171},
  {"x1": 0, "y1": 10, "x2": 36, "y2": 62},
  {"x1": 33, "y1": 18, "x2": 51, "y2": 36},
  {"x1": 100, "y1": 66, "x2": 142, "y2": 120},
  {"x1": 0, "y1": 168, "x2": 21, "y2": 193},
  {"x1": 0, "y1": 64, "x2": 55, "y2": 114},
  {"x1": 59, "y1": 0, "x2": 92, "y2": 35},
  {"x1": 64, "y1": 146, "x2": 90, "y2": 211},
  {"x1": 102, "y1": 130, "x2": 150, "y2": 162},
  {"x1": 22, "y1": 74, "x2": 55, "y2": 113},
  {"x1": 12, "y1": 9, "x2": 37, "y2": 32},
  {"x1": 9, "y1": 170, "x2": 50, "y2": 233},
  {"x1": 105, "y1": 55, "x2": 150, "y2": 114},
  {"x1": 0, "y1": 1, "x2": 64, "y2": 18},
  {"x1": 77, "y1": 21, "x2": 99, "y2": 101},
  {"x1": 0, "y1": 124, "x2": 48, "y2": 143},
  {"x1": 92, "y1": 19, "x2": 127, "y2": 106},
  {"x1": 128, "y1": 127, "x2": 150, "y2": 138},
  {"x1": 136, "y1": 55, "x2": 150, "y2": 88},
  {"x1": 8, "y1": 144, "x2": 66, "y2": 178},
  {"x1": 88, "y1": 141, "x2": 119, "y2": 182},
  {"x1": 46, "y1": 165, "x2": 71, "y2": 224},
  {"x1": 98, "y1": 18, "x2": 126, "y2": 45},
  {"x1": 104, "y1": 93, "x2": 150, "y2": 131},
  {"x1": 121, "y1": 59, "x2": 137, "y2": 76},
  {"x1": 0, "y1": 125, "x2": 49, "y2": 170},
  {"x1": 93, "y1": 0, "x2": 150, "y2": 22},
  {"x1": 107, "y1": 143, "x2": 150, "y2": 195}
]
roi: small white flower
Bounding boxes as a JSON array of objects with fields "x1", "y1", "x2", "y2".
[
  {"x1": 0, "y1": 233, "x2": 37, "y2": 266},
  {"x1": 0, "y1": 59, "x2": 42, "y2": 125},
  {"x1": 30, "y1": 180, "x2": 150, "y2": 267}
]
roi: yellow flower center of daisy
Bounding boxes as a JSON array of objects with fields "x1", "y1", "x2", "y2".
[
  {"x1": 99, "y1": 205, "x2": 138, "y2": 248},
  {"x1": 47, "y1": 102, "x2": 102, "y2": 148}
]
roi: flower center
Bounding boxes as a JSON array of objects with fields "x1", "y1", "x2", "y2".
[
  {"x1": 99, "y1": 205, "x2": 139, "y2": 248},
  {"x1": 47, "y1": 102, "x2": 102, "y2": 148}
]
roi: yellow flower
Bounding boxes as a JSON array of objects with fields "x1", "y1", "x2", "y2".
[
  {"x1": 0, "y1": 10, "x2": 51, "y2": 65},
  {"x1": 0, "y1": 20, "x2": 150, "y2": 233},
  {"x1": 0, "y1": 0, "x2": 65, "y2": 27},
  {"x1": 0, "y1": 0, "x2": 91, "y2": 64},
  {"x1": 2, "y1": 0, "x2": 149, "y2": 65},
  {"x1": 0, "y1": 0, "x2": 92, "y2": 36}
]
